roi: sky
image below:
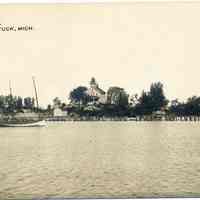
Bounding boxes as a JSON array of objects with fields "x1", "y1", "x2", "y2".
[{"x1": 0, "y1": 3, "x2": 200, "y2": 107}]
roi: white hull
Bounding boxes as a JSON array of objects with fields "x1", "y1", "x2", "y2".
[{"x1": 0, "y1": 120, "x2": 46, "y2": 127}]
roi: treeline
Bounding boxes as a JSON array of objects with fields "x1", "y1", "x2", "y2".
[
  {"x1": 58, "y1": 81, "x2": 200, "y2": 118},
  {"x1": 0, "y1": 95, "x2": 36, "y2": 113},
  {"x1": 63, "y1": 82, "x2": 167, "y2": 117},
  {"x1": 169, "y1": 97, "x2": 200, "y2": 117},
  {"x1": 2, "y1": 80, "x2": 200, "y2": 119}
]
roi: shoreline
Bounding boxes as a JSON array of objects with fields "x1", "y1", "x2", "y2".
[
  {"x1": 45, "y1": 116, "x2": 200, "y2": 122},
  {"x1": 2, "y1": 114, "x2": 200, "y2": 123}
]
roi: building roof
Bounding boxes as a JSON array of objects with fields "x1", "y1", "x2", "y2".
[
  {"x1": 88, "y1": 77, "x2": 106, "y2": 96},
  {"x1": 95, "y1": 87, "x2": 106, "y2": 95}
]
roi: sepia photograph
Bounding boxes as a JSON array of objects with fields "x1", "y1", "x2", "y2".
[{"x1": 0, "y1": 1, "x2": 200, "y2": 199}]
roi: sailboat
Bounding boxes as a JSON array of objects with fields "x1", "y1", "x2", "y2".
[{"x1": 0, "y1": 77, "x2": 46, "y2": 127}]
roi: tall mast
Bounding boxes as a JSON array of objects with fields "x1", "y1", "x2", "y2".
[
  {"x1": 9, "y1": 80, "x2": 13, "y2": 112},
  {"x1": 9, "y1": 80, "x2": 12, "y2": 97},
  {"x1": 32, "y1": 76, "x2": 39, "y2": 109}
]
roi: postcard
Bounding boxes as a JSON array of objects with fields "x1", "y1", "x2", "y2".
[{"x1": 0, "y1": 2, "x2": 200, "y2": 200}]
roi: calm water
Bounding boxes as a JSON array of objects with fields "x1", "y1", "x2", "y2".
[{"x1": 0, "y1": 122, "x2": 200, "y2": 199}]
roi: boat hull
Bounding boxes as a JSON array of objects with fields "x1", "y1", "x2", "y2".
[{"x1": 0, "y1": 120, "x2": 46, "y2": 127}]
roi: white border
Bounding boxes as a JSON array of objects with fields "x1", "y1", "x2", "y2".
[
  {"x1": 0, "y1": 0, "x2": 199, "y2": 3},
  {"x1": 0, "y1": 2, "x2": 199, "y2": 200}
]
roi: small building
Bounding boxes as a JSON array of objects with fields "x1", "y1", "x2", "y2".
[
  {"x1": 86, "y1": 77, "x2": 107, "y2": 104},
  {"x1": 53, "y1": 107, "x2": 68, "y2": 117},
  {"x1": 152, "y1": 110, "x2": 166, "y2": 120}
]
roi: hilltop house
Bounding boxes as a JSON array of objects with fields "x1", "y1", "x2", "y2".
[{"x1": 86, "y1": 78, "x2": 107, "y2": 104}]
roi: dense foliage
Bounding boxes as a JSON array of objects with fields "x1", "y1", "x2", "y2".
[
  {"x1": 65, "y1": 81, "x2": 200, "y2": 118},
  {"x1": 2, "y1": 80, "x2": 200, "y2": 118},
  {"x1": 69, "y1": 86, "x2": 92, "y2": 105},
  {"x1": 0, "y1": 95, "x2": 35, "y2": 113},
  {"x1": 107, "y1": 87, "x2": 129, "y2": 107}
]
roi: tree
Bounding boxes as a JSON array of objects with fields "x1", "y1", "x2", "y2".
[
  {"x1": 5, "y1": 95, "x2": 15, "y2": 112},
  {"x1": 0, "y1": 95, "x2": 5, "y2": 110},
  {"x1": 137, "y1": 91, "x2": 153, "y2": 115},
  {"x1": 129, "y1": 94, "x2": 139, "y2": 106},
  {"x1": 47, "y1": 104, "x2": 52, "y2": 111},
  {"x1": 61, "y1": 103, "x2": 67, "y2": 110},
  {"x1": 24, "y1": 97, "x2": 34, "y2": 109},
  {"x1": 149, "y1": 82, "x2": 168, "y2": 111},
  {"x1": 169, "y1": 99, "x2": 185, "y2": 116},
  {"x1": 107, "y1": 87, "x2": 129, "y2": 107},
  {"x1": 135, "y1": 82, "x2": 168, "y2": 115},
  {"x1": 53, "y1": 97, "x2": 61, "y2": 108},
  {"x1": 16, "y1": 96, "x2": 23, "y2": 110},
  {"x1": 169, "y1": 96, "x2": 200, "y2": 117},
  {"x1": 69, "y1": 86, "x2": 89, "y2": 104},
  {"x1": 185, "y1": 96, "x2": 200, "y2": 116},
  {"x1": 0, "y1": 95, "x2": 35, "y2": 113}
]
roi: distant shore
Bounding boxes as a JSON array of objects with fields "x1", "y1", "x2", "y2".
[
  {"x1": 45, "y1": 116, "x2": 200, "y2": 122},
  {"x1": 1, "y1": 113, "x2": 200, "y2": 123}
]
